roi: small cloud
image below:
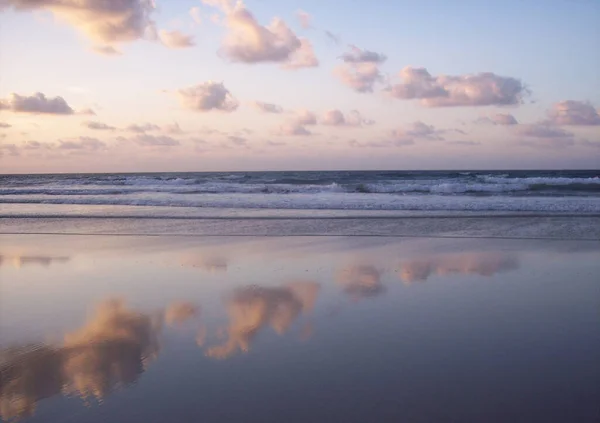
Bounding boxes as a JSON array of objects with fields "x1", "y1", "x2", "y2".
[
  {"x1": 296, "y1": 9, "x2": 311, "y2": 29},
  {"x1": 0, "y1": 92, "x2": 74, "y2": 115},
  {"x1": 164, "y1": 122, "x2": 184, "y2": 134},
  {"x1": 0, "y1": 122, "x2": 11, "y2": 128},
  {"x1": 132, "y1": 134, "x2": 180, "y2": 146},
  {"x1": 78, "y1": 108, "x2": 96, "y2": 116},
  {"x1": 547, "y1": 100, "x2": 600, "y2": 126},
  {"x1": 514, "y1": 123, "x2": 574, "y2": 139},
  {"x1": 449, "y1": 140, "x2": 481, "y2": 146},
  {"x1": 388, "y1": 121, "x2": 445, "y2": 144},
  {"x1": 475, "y1": 113, "x2": 518, "y2": 125},
  {"x1": 334, "y1": 62, "x2": 383, "y2": 93},
  {"x1": 126, "y1": 123, "x2": 161, "y2": 133},
  {"x1": 159, "y1": 30, "x2": 196, "y2": 49},
  {"x1": 57, "y1": 136, "x2": 106, "y2": 150},
  {"x1": 228, "y1": 135, "x2": 247, "y2": 145},
  {"x1": 340, "y1": 45, "x2": 386, "y2": 64},
  {"x1": 277, "y1": 122, "x2": 312, "y2": 136},
  {"x1": 324, "y1": 30, "x2": 341, "y2": 45},
  {"x1": 252, "y1": 101, "x2": 284, "y2": 114},
  {"x1": 190, "y1": 6, "x2": 202, "y2": 25},
  {"x1": 178, "y1": 81, "x2": 239, "y2": 112},
  {"x1": 83, "y1": 121, "x2": 116, "y2": 131},
  {"x1": 91, "y1": 45, "x2": 122, "y2": 56},
  {"x1": 321, "y1": 109, "x2": 373, "y2": 127}
]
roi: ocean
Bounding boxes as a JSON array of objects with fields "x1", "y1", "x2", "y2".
[{"x1": 1, "y1": 170, "x2": 599, "y2": 218}]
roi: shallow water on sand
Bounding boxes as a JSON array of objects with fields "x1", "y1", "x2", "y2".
[{"x1": 1, "y1": 235, "x2": 599, "y2": 422}]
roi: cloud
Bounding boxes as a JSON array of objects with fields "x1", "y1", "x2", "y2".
[
  {"x1": 476, "y1": 113, "x2": 518, "y2": 125},
  {"x1": 190, "y1": 6, "x2": 202, "y2": 25},
  {"x1": 83, "y1": 121, "x2": 116, "y2": 131},
  {"x1": 159, "y1": 30, "x2": 196, "y2": 49},
  {"x1": 276, "y1": 109, "x2": 317, "y2": 136},
  {"x1": 227, "y1": 135, "x2": 247, "y2": 145},
  {"x1": 91, "y1": 45, "x2": 122, "y2": 56},
  {"x1": 132, "y1": 134, "x2": 180, "y2": 146},
  {"x1": 340, "y1": 45, "x2": 387, "y2": 64},
  {"x1": 547, "y1": 100, "x2": 600, "y2": 126},
  {"x1": 2, "y1": 0, "x2": 156, "y2": 48},
  {"x1": 334, "y1": 62, "x2": 383, "y2": 93},
  {"x1": 126, "y1": 123, "x2": 161, "y2": 133},
  {"x1": 294, "y1": 109, "x2": 317, "y2": 126},
  {"x1": 178, "y1": 81, "x2": 239, "y2": 112},
  {"x1": 252, "y1": 101, "x2": 284, "y2": 114},
  {"x1": 0, "y1": 122, "x2": 11, "y2": 128},
  {"x1": 514, "y1": 123, "x2": 574, "y2": 139},
  {"x1": 321, "y1": 109, "x2": 373, "y2": 127},
  {"x1": 295, "y1": 9, "x2": 311, "y2": 29},
  {"x1": 164, "y1": 122, "x2": 184, "y2": 134},
  {"x1": 203, "y1": 0, "x2": 318, "y2": 69},
  {"x1": 388, "y1": 67, "x2": 527, "y2": 107},
  {"x1": 399, "y1": 253, "x2": 518, "y2": 284},
  {"x1": 334, "y1": 45, "x2": 386, "y2": 93},
  {"x1": 78, "y1": 108, "x2": 96, "y2": 115},
  {"x1": 57, "y1": 136, "x2": 106, "y2": 150},
  {"x1": 0, "y1": 92, "x2": 74, "y2": 115},
  {"x1": 324, "y1": 30, "x2": 341, "y2": 45},
  {"x1": 164, "y1": 302, "x2": 199, "y2": 326},
  {"x1": 336, "y1": 265, "x2": 384, "y2": 299},
  {"x1": 205, "y1": 282, "x2": 319, "y2": 359},
  {"x1": 387, "y1": 121, "x2": 445, "y2": 145}
]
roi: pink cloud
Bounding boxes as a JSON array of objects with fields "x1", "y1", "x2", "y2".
[
  {"x1": 334, "y1": 45, "x2": 386, "y2": 93},
  {"x1": 547, "y1": 100, "x2": 600, "y2": 126},
  {"x1": 178, "y1": 81, "x2": 239, "y2": 112},
  {"x1": 0, "y1": 92, "x2": 74, "y2": 115},
  {"x1": 204, "y1": 0, "x2": 318, "y2": 69},
  {"x1": 388, "y1": 67, "x2": 527, "y2": 107},
  {"x1": 159, "y1": 30, "x2": 196, "y2": 49}
]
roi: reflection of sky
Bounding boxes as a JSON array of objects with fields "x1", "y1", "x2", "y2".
[{"x1": 1, "y1": 235, "x2": 599, "y2": 422}]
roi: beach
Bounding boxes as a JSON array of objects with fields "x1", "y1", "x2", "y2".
[{"x1": 1, "y1": 170, "x2": 600, "y2": 422}]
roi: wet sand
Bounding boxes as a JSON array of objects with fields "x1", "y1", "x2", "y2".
[{"x1": 1, "y1": 234, "x2": 599, "y2": 422}]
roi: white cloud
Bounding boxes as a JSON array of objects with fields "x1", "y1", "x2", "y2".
[
  {"x1": 159, "y1": 30, "x2": 196, "y2": 49},
  {"x1": 388, "y1": 67, "x2": 527, "y2": 107},
  {"x1": 334, "y1": 62, "x2": 383, "y2": 93},
  {"x1": 0, "y1": 92, "x2": 74, "y2": 115},
  {"x1": 178, "y1": 81, "x2": 239, "y2": 112}
]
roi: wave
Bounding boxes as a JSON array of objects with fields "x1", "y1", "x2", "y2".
[
  {"x1": 1, "y1": 194, "x2": 599, "y2": 213},
  {"x1": 2, "y1": 177, "x2": 600, "y2": 196}
]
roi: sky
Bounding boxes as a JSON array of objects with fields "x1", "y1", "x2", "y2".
[{"x1": 0, "y1": 0, "x2": 599, "y2": 173}]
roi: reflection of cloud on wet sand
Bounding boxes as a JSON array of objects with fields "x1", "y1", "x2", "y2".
[
  {"x1": 205, "y1": 282, "x2": 319, "y2": 359},
  {"x1": 0, "y1": 255, "x2": 70, "y2": 269},
  {"x1": 399, "y1": 253, "x2": 518, "y2": 283},
  {"x1": 0, "y1": 298, "x2": 197, "y2": 421},
  {"x1": 164, "y1": 302, "x2": 199, "y2": 326},
  {"x1": 336, "y1": 265, "x2": 385, "y2": 299}
]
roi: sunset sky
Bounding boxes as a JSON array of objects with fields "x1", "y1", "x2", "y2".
[{"x1": 1, "y1": 0, "x2": 599, "y2": 173}]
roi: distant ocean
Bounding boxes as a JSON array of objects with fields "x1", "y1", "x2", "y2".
[{"x1": 1, "y1": 170, "x2": 600, "y2": 218}]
